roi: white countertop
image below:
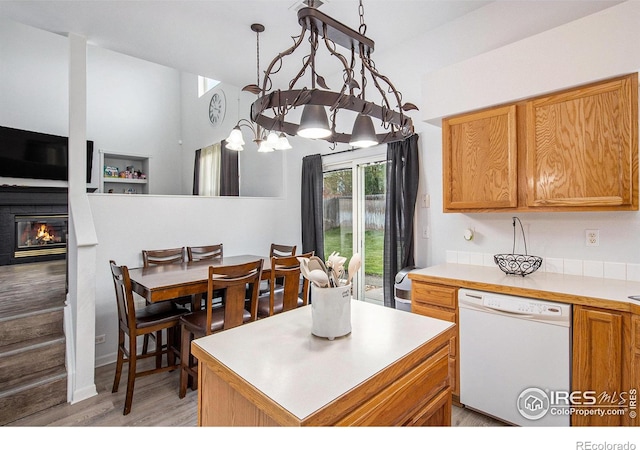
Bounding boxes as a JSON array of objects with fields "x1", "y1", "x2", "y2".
[
  {"x1": 410, "y1": 263, "x2": 640, "y2": 309},
  {"x1": 192, "y1": 300, "x2": 454, "y2": 421}
]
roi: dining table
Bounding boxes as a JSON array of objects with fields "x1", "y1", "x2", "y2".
[{"x1": 127, "y1": 254, "x2": 270, "y2": 304}]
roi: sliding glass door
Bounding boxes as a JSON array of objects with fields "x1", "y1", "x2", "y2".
[{"x1": 322, "y1": 154, "x2": 387, "y2": 305}]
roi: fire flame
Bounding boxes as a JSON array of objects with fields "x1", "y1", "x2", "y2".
[{"x1": 36, "y1": 224, "x2": 54, "y2": 242}]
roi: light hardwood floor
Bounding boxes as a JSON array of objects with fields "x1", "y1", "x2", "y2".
[{"x1": 6, "y1": 357, "x2": 505, "y2": 427}]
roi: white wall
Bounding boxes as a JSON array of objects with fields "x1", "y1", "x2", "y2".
[
  {"x1": 89, "y1": 193, "x2": 299, "y2": 365},
  {"x1": 413, "y1": 1, "x2": 640, "y2": 274},
  {"x1": 0, "y1": 19, "x2": 184, "y2": 194},
  {"x1": 0, "y1": 18, "x2": 69, "y2": 188},
  {"x1": 179, "y1": 73, "x2": 286, "y2": 198},
  {"x1": 87, "y1": 45, "x2": 183, "y2": 195}
]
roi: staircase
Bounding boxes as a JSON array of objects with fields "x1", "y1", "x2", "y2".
[{"x1": 0, "y1": 260, "x2": 67, "y2": 425}]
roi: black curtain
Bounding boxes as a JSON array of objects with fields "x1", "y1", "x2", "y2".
[
  {"x1": 301, "y1": 154, "x2": 324, "y2": 261},
  {"x1": 192, "y1": 149, "x2": 201, "y2": 195},
  {"x1": 383, "y1": 134, "x2": 419, "y2": 308},
  {"x1": 220, "y1": 140, "x2": 239, "y2": 196}
]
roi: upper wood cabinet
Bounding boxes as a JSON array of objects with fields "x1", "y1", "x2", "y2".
[
  {"x1": 442, "y1": 73, "x2": 638, "y2": 213},
  {"x1": 443, "y1": 105, "x2": 518, "y2": 211}
]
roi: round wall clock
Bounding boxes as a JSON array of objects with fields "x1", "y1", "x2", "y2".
[{"x1": 208, "y1": 91, "x2": 226, "y2": 126}]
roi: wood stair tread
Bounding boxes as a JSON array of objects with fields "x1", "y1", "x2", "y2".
[
  {"x1": 0, "y1": 332, "x2": 65, "y2": 356},
  {"x1": 0, "y1": 260, "x2": 68, "y2": 425},
  {"x1": 0, "y1": 365, "x2": 66, "y2": 396}
]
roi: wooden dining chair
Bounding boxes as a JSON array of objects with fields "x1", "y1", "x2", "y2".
[
  {"x1": 187, "y1": 244, "x2": 224, "y2": 309},
  {"x1": 260, "y1": 243, "x2": 297, "y2": 294},
  {"x1": 257, "y1": 253, "x2": 311, "y2": 318},
  {"x1": 270, "y1": 243, "x2": 297, "y2": 258},
  {"x1": 142, "y1": 247, "x2": 195, "y2": 310},
  {"x1": 178, "y1": 259, "x2": 263, "y2": 399},
  {"x1": 109, "y1": 260, "x2": 189, "y2": 415},
  {"x1": 187, "y1": 243, "x2": 223, "y2": 262},
  {"x1": 142, "y1": 247, "x2": 186, "y2": 266}
]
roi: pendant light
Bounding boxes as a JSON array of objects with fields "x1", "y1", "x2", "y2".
[
  {"x1": 246, "y1": 0, "x2": 418, "y2": 149},
  {"x1": 224, "y1": 23, "x2": 291, "y2": 152},
  {"x1": 349, "y1": 113, "x2": 378, "y2": 148},
  {"x1": 297, "y1": 104, "x2": 332, "y2": 139}
]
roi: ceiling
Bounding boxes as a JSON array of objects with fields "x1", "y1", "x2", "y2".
[{"x1": 0, "y1": 0, "x2": 625, "y2": 88}]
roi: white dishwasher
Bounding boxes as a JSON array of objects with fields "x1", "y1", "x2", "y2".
[{"x1": 458, "y1": 288, "x2": 571, "y2": 426}]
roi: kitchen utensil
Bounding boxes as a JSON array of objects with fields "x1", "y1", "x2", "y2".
[
  {"x1": 297, "y1": 257, "x2": 311, "y2": 280},
  {"x1": 346, "y1": 253, "x2": 361, "y2": 285},
  {"x1": 308, "y1": 256, "x2": 328, "y2": 274},
  {"x1": 308, "y1": 269, "x2": 330, "y2": 288}
]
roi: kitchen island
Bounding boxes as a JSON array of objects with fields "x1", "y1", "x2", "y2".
[{"x1": 191, "y1": 300, "x2": 456, "y2": 426}]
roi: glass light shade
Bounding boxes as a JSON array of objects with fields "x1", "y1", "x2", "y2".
[
  {"x1": 225, "y1": 126, "x2": 245, "y2": 147},
  {"x1": 275, "y1": 132, "x2": 292, "y2": 150},
  {"x1": 266, "y1": 131, "x2": 279, "y2": 147},
  {"x1": 297, "y1": 104, "x2": 332, "y2": 139},
  {"x1": 349, "y1": 114, "x2": 378, "y2": 148},
  {"x1": 225, "y1": 141, "x2": 244, "y2": 151},
  {"x1": 257, "y1": 140, "x2": 274, "y2": 153}
]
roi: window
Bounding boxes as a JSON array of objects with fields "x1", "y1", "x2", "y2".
[
  {"x1": 198, "y1": 76, "x2": 220, "y2": 98},
  {"x1": 197, "y1": 144, "x2": 221, "y2": 196},
  {"x1": 323, "y1": 151, "x2": 387, "y2": 305}
]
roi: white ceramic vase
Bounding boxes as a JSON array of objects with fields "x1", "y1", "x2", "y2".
[{"x1": 310, "y1": 283, "x2": 351, "y2": 340}]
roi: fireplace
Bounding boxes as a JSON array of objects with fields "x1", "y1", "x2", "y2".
[
  {"x1": 0, "y1": 186, "x2": 68, "y2": 265},
  {"x1": 14, "y1": 215, "x2": 68, "y2": 259}
]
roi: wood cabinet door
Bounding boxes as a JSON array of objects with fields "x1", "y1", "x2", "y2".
[
  {"x1": 525, "y1": 73, "x2": 638, "y2": 209},
  {"x1": 572, "y1": 305, "x2": 626, "y2": 426},
  {"x1": 442, "y1": 105, "x2": 518, "y2": 211}
]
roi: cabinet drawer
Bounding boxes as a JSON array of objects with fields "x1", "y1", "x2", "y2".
[
  {"x1": 413, "y1": 283, "x2": 457, "y2": 309},
  {"x1": 412, "y1": 303, "x2": 456, "y2": 323},
  {"x1": 336, "y1": 346, "x2": 450, "y2": 426}
]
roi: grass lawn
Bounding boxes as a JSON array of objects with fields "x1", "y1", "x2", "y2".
[{"x1": 324, "y1": 227, "x2": 384, "y2": 276}]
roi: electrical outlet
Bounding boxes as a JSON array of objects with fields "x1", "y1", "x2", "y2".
[
  {"x1": 585, "y1": 229, "x2": 599, "y2": 247},
  {"x1": 95, "y1": 334, "x2": 106, "y2": 344},
  {"x1": 422, "y1": 226, "x2": 430, "y2": 239}
]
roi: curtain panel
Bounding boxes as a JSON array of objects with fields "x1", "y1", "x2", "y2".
[
  {"x1": 192, "y1": 149, "x2": 201, "y2": 195},
  {"x1": 192, "y1": 142, "x2": 239, "y2": 196},
  {"x1": 198, "y1": 143, "x2": 221, "y2": 196},
  {"x1": 383, "y1": 134, "x2": 419, "y2": 308},
  {"x1": 301, "y1": 154, "x2": 325, "y2": 261},
  {"x1": 220, "y1": 140, "x2": 239, "y2": 196}
]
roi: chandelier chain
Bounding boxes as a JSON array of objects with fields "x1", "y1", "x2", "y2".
[
  {"x1": 358, "y1": 0, "x2": 367, "y2": 35},
  {"x1": 256, "y1": 28, "x2": 260, "y2": 88}
]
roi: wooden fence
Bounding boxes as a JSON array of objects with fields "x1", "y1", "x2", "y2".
[{"x1": 323, "y1": 194, "x2": 385, "y2": 230}]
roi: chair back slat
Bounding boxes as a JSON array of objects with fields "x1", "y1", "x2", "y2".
[
  {"x1": 142, "y1": 247, "x2": 186, "y2": 267},
  {"x1": 187, "y1": 244, "x2": 223, "y2": 262},
  {"x1": 270, "y1": 243, "x2": 296, "y2": 258}
]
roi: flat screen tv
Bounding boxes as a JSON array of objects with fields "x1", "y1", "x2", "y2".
[{"x1": 0, "y1": 126, "x2": 93, "y2": 183}]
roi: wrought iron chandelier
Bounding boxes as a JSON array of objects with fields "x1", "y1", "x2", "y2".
[
  {"x1": 226, "y1": 0, "x2": 417, "y2": 152},
  {"x1": 225, "y1": 23, "x2": 292, "y2": 152}
]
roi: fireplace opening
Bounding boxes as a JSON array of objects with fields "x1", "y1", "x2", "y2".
[{"x1": 14, "y1": 215, "x2": 68, "y2": 259}]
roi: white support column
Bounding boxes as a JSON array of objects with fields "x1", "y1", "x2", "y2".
[{"x1": 67, "y1": 32, "x2": 98, "y2": 403}]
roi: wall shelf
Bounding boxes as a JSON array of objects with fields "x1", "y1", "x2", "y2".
[{"x1": 99, "y1": 150, "x2": 150, "y2": 194}]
